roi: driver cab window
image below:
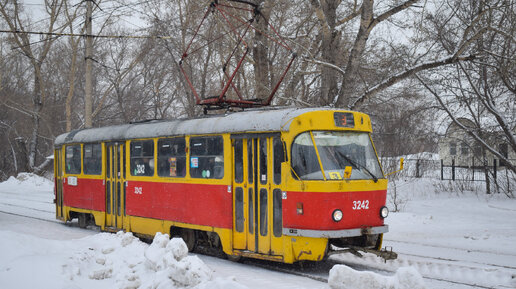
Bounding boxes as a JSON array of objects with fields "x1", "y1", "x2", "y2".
[
  {"x1": 291, "y1": 131, "x2": 382, "y2": 181},
  {"x1": 190, "y1": 136, "x2": 224, "y2": 179}
]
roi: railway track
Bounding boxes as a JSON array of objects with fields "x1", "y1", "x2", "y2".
[
  {"x1": 399, "y1": 251, "x2": 516, "y2": 270},
  {"x1": 0, "y1": 191, "x2": 51, "y2": 203},
  {"x1": 242, "y1": 255, "x2": 510, "y2": 289},
  {"x1": 0, "y1": 202, "x2": 54, "y2": 214},
  {"x1": 386, "y1": 239, "x2": 516, "y2": 259},
  {"x1": 0, "y1": 209, "x2": 60, "y2": 224}
]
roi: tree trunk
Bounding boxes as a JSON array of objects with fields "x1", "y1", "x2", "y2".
[
  {"x1": 319, "y1": 0, "x2": 340, "y2": 105},
  {"x1": 14, "y1": 137, "x2": 30, "y2": 174},
  {"x1": 28, "y1": 70, "x2": 44, "y2": 171},
  {"x1": 336, "y1": 0, "x2": 374, "y2": 108},
  {"x1": 65, "y1": 42, "x2": 79, "y2": 132},
  {"x1": 253, "y1": 0, "x2": 272, "y2": 101},
  {"x1": 309, "y1": 0, "x2": 341, "y2": 105}
]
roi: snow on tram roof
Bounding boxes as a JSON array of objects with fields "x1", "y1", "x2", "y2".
[{"x1": 55, "y1": 107, "x2": 333, "y2": 145}]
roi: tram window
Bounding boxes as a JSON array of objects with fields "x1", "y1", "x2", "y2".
[
  {"x1": 234, "y1": 139, "x2": 243, "y2": 183},
  {"x1": 130, "y1": 140, "x2": 154, "y2": 176},
  {"x1": 248, "y1": 188, "x2": 254, "y2": 233},
  {"x1": 106, "y1": 181, "x2": 111, "y2": 214},
  {"x1": 235, "y1": 187, "x2": 244, "y2": 232},
  {"x1": 190, "y1": 136, "x2": 224, "y2": 179},
  {"x1": 273, "y1": 189, "x2": 283, "y2": 237},
  {"x1": 259, "y1": 139, "x2": 268, "y2": 184},
  {"x1": 84, "y1": 143, "x2": 102, "y2": 175},
  {"x1": 273, "y1": 137, "x2": 284, "y2": 185},
  {"x1": 122, "y1": 146, "x2": 126, "y2": 179},
  {"x1": 260, "y1": 188, "x2": 268, "y2": 236},
  {"x1": 65, "y1": 145, "x2": 81, "y2": 174},
  {"x1": 158, "y1": 138, "x2": 186, "y2": 177},
  {"x1": 248, "y1": 139, "x2": 254, "y2": 184}
]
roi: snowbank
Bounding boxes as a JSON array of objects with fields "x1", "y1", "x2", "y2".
[
  {"x1": 0, "y1": 172, "x2": 53, "y2": 192},
  {"x1": 0, "y1": 230, "x2": 247, "y2": 289},
  {"x1": 66, "y1": 231, "x2": 248, "y2": 289},
  {"x1": 328, "y1": 265, "x2": 426, "y2": 289}
]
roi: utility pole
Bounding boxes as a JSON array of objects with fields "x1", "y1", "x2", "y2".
[{"x1": 84, "y1": 0, "x2": 93, "y2": 128}]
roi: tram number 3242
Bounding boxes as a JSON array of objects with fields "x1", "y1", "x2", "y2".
[{"x1": 352, "y1": 200, "x2": 370, "y2": 210}]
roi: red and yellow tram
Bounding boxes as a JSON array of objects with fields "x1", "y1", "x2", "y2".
[{"x1": 54, "y1": 108, "x2": 392, "y2": 263}]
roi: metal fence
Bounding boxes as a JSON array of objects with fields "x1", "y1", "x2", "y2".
[
  {"x1": 440, "y1": 159, "x2": 515, "y2": 182},
  {"x1": 381, "y1": 157, "x2": 515, "y2": 182},
  {"x1": 381, "y1": 158, "x2": 441, "y2": 179}
]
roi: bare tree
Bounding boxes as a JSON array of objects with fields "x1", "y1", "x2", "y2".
[
  {"x1": 0, "y1": 0, "x2": 68, "y2": 173},
  {"x1": 416, "y1": 0, "x2": 516, "y2": 193}
]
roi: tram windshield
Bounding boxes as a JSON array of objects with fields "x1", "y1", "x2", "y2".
[{"x1": 291, "y1": 131, "x2": 383, "y2": 181}]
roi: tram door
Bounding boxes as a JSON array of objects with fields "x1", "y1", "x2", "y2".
[
  {"x1": 105, "y1": 143, "x2": 125, "y2": 229},
  {"x1": 55, "y1": 148, "x2": 64, "y2": 219},
  {"x1": 233, "y1": 136, "x2": 283, "y2": 255}
]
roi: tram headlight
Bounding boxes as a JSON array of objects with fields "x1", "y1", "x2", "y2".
[
  {"x1": 332, "y1": 209, "x2": 343, "y2": 222},
  {"x1": 380, "y1": 206, "x2": 389, "y2": 219}
]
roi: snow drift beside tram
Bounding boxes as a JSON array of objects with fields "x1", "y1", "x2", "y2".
[{"x1": 53, "y1": 107, "x2": 395, "y2": 263}]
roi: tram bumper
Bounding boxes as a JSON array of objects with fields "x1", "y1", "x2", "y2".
[{"x1": 282, "y1": 224, "x2": 388, "y2": 238}]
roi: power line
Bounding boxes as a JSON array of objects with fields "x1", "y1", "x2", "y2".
[{"x1": 0, "y1": 29, "x2": 174, "y2": 40}]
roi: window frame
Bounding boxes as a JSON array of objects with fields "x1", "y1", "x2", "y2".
[
  {"x1": 157, "y1": 137, "x2": 187, "y2": 178},
  {"x1": 450, "y1": 142, "x2": 457, "y2": 156},
  {"x1": 83, "y1": 143, "x2": 102, "y2": 175},
  {"x1": 130, "y1": 140, "x2": 155, "y2": 177},
  {"x1": 189, "y1": 135, "x2": 224, "y2": 179},
  {"x1": 65, "y1": 144, "x2": 82, "y2": 175},
  {"x1": 290, "y1": 130, "x2": 383, "y2": 181}
]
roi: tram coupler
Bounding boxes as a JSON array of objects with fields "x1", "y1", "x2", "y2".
[{"x1": 361, "y1": 246, "x2": 398, "y2": 262}]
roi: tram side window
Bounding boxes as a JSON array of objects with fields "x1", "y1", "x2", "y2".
[
  {"x1": 130, "y1": 140, "x2": 154, "y2": 176},
  {"x1": 83, "y1": 143, "x2": 102, "y2": 175},
  {"x1": 158, "y1": 138, "x2": 186, "y2": 177},
  {"x1": 65, "y1": 145, "x2": 81, "y2": 174},
  {"x1": 190, "y1": 136, "x2": 224, "y2": 179},
  {"x1": 273, "y1": 137, "x2": 285, "y2": 185}
]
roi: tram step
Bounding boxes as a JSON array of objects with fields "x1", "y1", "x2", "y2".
[{"x1": 104, "y1": 226, "x2": 123, "y2": 233}]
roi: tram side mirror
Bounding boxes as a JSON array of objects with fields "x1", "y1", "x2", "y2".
[
  {"x1": 386, "y1": 157, "x2": 404, "y2": 176},
  {"x1": 343, "y1": 166, "x2": 352, "y2": 179}
]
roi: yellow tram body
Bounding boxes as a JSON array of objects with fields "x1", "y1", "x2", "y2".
[{"x1": 54, "y1": 108, "x2": 389, "y2": 263}]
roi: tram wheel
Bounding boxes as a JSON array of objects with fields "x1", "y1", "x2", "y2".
[
  {"x1": 226, "y1": 254, "x2": 242, "y2": 262},
  {"x1": 180, "y1": 229, "x2": 196, "y2": 252},
  {"x1": 78, "y1": 213, "x2": 87, "y2": 228}
]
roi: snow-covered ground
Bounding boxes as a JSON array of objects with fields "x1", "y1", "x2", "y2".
[{"x1": 0, "y1": 173, "x2": 515, "y2": 289}]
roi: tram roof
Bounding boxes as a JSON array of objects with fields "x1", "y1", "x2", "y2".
[{"x1": 55, "y1": 107, "x2": 338, "y2": 145}]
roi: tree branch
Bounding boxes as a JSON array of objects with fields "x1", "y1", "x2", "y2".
[
  {"x1": 371, "y1": 0, "x2": 419, "y2": 28},
  {"x1": 417, "y1": 74, "x2": 516, "y2": 174},
  {"x1": 349, "y1": 54, "x2": 476, "y2": 109}
]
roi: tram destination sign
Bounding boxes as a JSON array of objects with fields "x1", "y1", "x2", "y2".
[{"x1": 333, "y1": 112, "x2": 355, "y2": 128}]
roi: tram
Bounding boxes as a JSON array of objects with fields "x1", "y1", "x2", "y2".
[{"x1": 54, "y1": 107, "x2": 395, "y2": 263}]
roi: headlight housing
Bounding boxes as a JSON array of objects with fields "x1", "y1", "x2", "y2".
[
  {"x1": 380, "y1": 206, "x2": 389, "y2": 219},
  {"x1": 332, "y1": 209, "x2": 343, "y2": 222}
]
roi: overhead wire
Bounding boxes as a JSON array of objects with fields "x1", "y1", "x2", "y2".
[{"x1": 0, "y1": 29, "x2": 175, "y2": 39}]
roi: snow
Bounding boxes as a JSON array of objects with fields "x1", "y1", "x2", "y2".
[
  {"x1": 1, "y1": 172, "x2": 53, "y2": 192},
  {"x1": 54, "y1": 107, "x2": 329, "y2": 145},
  {"x1": 329, "y1": 265, "x2": 425, "y2": 289},
  {"x1": 0, "y1": 225, "x2": 244, "y2": 289},
  {"x1": 1, "y1": 173, "x2": 516, "y2": 289}
]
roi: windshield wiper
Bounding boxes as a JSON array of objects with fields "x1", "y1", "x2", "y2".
[{"x1": 335, "y1": 151, "x2": 378, "y2": 182}]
